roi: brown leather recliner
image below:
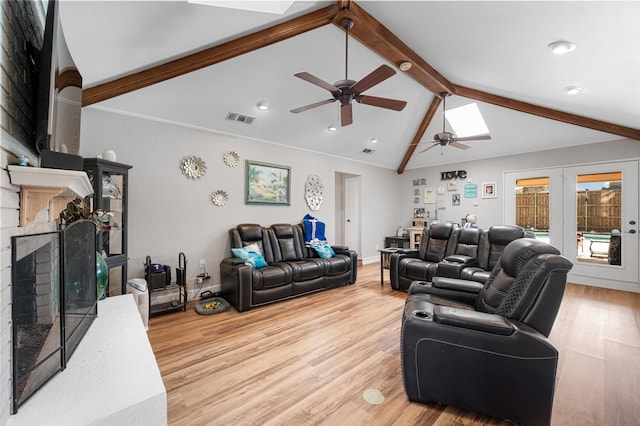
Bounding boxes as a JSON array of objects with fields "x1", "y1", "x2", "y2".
[{"x1": 401, "y1": 238, "x2": 573, "y2": 425}]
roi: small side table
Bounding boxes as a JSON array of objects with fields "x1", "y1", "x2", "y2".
[
  {"x1": 378, "y1": 248, "x2": 400, "y2": 286},
  {"x1": 385, "y1": 236, "x2": 410, "y2": 248}
]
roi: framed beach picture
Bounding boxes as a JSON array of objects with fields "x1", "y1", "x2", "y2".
[
  {"x1": 482, "y1": 182, "x2": 497, "y2": 199},
  {"x1": 245, "y1": 160, "x2": 291, "y2": 205}
]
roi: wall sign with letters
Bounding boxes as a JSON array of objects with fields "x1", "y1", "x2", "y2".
[{"x1": 440, "y1": 170, "x2": 467, "y2": 180}]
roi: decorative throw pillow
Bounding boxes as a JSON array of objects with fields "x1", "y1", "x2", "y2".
[
  {"x1": 246, "y1": 251, "x2": 268, "y2": 268},
  {"x1": 231, "y1": 243, "x2": 268, "y2": 268},
  {"x1": 313, "y1": 244, "x2": 335, "y2": 259},
  {"x1": 244, "y1": 242, "x2": 261, "y2": 254}
]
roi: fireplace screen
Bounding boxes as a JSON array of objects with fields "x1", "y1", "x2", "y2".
[
  {"x1": 63, "y1": 221, "x2": 98, "y2": 362},
  {"x1": 11, "y1": 231, "x2": 62, "y2": 412},
  {"x1": 11, "y1": 220, "x2": 97, "y2": 413}
]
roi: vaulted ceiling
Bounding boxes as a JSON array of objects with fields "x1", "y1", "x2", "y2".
[{"x1": 60, "y1": 1, "x2": 640, "y2": 172}]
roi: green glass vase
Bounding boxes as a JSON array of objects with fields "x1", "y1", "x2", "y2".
[{"x1": 96, "y1": 252, "x2": 109, "y2": 300}]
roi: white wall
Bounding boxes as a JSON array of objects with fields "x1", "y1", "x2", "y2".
[
  {"x1": 79, "y1": 107, "x2": 640, "y2": 282},
  {"x1": 400, "y1": 139, "x2": 640, "y2": 229},
  {"x1": 79, "y1": 107, "x2": 403, "y2": 286},
  {"x1": 1, "y1": 131, "x2": 58, "y2": 424}
]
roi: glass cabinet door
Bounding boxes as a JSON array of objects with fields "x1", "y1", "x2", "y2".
[
  {"x1": 97, "y1": 172, "x2": 124, "y2": 257},
  {"x1": 84, "y1": 159, "x2": 132, "y2": 296}
]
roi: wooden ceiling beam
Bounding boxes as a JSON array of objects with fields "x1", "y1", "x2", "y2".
[
  {"x1": 80, "y1": 0, "x2": 640, "y2": 172},
  {"x1": 397, "y1": 96, "x2": 442, "y2": 174},
  {"x1": 453, "y1": 85, "x2": 640, "y2": 141},
  {"x1": 57, "y1": 69, "x2": 82, "y2": 91},
  {"x1": 82, "y1": 4, "x2": 340, "y2": 106},
  {"x1": 337, "y1": 0, "x2": 352, "y2": 10},
  {"x1": 333, "y1": 3, "x2": 453, "y2": 96},
  {"x1": 337, "y1": 1, "x2": 640, "y2": 172}
]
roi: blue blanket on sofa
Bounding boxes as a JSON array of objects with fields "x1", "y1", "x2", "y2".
[{"x1": 302, "y1": 214, "x2": 327, "y2": 247}]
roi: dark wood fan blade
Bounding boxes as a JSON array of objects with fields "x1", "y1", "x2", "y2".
[
  {"x1": 294, "y1": 72, "x2": 340, "y2": 94},
  {"x1": 341, "y1": 103, "x2": 353, "y2": 126},
  {"x1": 419, "y1": 143, "x2": 439, "y2": 153},
  {"x1": 290, "y1": 99, "x2": 335, "y2": 114},
  {"x1": 357, "y1": 95, "x2": 407, "y2": 111},
  {"x1": 350, "y1": 64, "x2": 396, "y2": 94},
  {"x1": 455, "y1": 134, "x2": 491, "y2": 142},
  {"x1": 450, "y1": 141, "x2": 472, "y2": 150}
]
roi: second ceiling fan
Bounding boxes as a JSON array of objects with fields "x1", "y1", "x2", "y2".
[
  {"x1": 290, "y1": 19, "x2": 407, "y2": 127},
  {"x1": 421, "y1": 93, "x2": 491, "y2": 154}
]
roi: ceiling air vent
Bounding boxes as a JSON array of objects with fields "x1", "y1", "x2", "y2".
[
  {"x1": 361, "y1": 148, "x2": 376, "y2": 154},
  {"x1": 226, "y1": 111, "x2": 256, "y2": 125}
]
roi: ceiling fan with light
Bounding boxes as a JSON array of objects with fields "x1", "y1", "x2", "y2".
[
  {"x1": 290, "y1": 18, "x2": 407, "y2": 127},
  {"x1": 420, "y1": 93, "x2": 491, "y2": 154}
]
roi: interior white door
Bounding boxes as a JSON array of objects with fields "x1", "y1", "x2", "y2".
[
  {"x1": 563, "y1": 161, "x2": 638, "y2": 287},
  {"x1": 344, "y1": 177, "x2": 361, "y2": 255}
]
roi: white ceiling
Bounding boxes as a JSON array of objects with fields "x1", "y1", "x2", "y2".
[{"x1": 59, "y1": 1, "x2": 640, "y2": 171}]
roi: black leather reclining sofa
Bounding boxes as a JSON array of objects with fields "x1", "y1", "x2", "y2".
[
  {"x1": 220, "y1": 223, "x2": 358, "y2": 312},
  {"x1": 390, "y1": 223, "x2": 535, "y2": 291}
]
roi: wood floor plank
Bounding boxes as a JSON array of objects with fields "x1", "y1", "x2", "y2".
[
  {"x1": 604, "y1": 340, "x2": 640, "y2": 425},
  {"x1": 552, "y1": 350, "x2": 605, "y2": 425},
  {"x1": 147, "y1": 263, "x2": 640, "y2": 425}
]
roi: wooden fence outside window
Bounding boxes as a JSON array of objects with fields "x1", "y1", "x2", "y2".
[{"x1": 515, "y1": 189, "x2": 621, "y2": 233}]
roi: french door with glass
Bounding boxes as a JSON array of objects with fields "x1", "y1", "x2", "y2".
[
  {"x1": 505, "y1": 160, "x2": 639, "y2": 291},
  {"x1": 562, "y1": 161, "x2": 638, "y2": 287}
]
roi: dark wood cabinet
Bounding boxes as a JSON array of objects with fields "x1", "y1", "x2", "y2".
[{"x1": 83, "y1": 158, "x2": 132, "y2": 296}]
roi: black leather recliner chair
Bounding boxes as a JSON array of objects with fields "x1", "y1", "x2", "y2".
[
  {"x1": 401, "y1": 238, "x2": 573, "y2": 426},
  {"x1": 389, "y1": 222, "x2": 458, "y2": 291},
  {"x1": 434, "y1": 227, "x2": 484, "y2": 279},
  {"x1": 458, "y1": 225, "x2": 534, "y2": 284}
]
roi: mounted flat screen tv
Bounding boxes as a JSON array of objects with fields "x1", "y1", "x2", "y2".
[{"x1": 33, "y1": 0, "x2": 83, "y2": 156}]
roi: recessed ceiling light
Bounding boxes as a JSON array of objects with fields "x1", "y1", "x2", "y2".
[
  {"x1": 256, "y1": 100, "x2": 269, "y2": 111},
  {"x1": 548, "y1": 41, "x2": 576, "y2": 55},
  {"x1": 327, "y1": 124, "x2": 337, "y2": 132},
  {"x1": 369, "y1": 138, "x2": 378, "y2": 144},
  {"x1": 565, "y1": 86, "x2": 583, "y2": 95}
]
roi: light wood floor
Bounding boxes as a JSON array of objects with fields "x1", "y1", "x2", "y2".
[{"x1": 147, "y1": 263, "x2": 640, "y2": 426}]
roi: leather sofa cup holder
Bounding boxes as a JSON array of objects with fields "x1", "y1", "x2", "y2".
[{"x1": 413, "y1": 310, "x2": 432, "y2": 320}]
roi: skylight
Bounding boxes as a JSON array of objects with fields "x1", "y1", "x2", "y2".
[{"x1": 445, "y1": 103, "x2": 490, "y2": 138}]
